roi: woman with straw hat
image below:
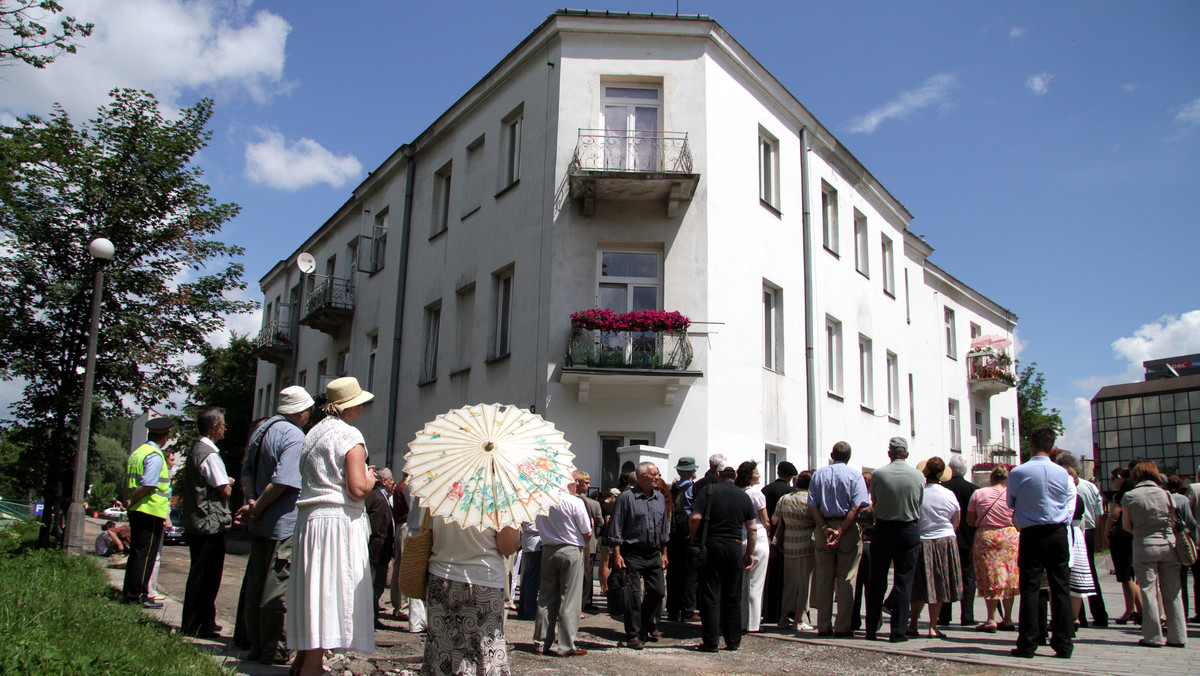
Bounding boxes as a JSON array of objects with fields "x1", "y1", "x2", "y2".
[{"x1": 287, "y1": 377, "x2": 378, "y2": 676}]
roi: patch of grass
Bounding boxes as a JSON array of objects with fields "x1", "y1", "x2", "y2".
[{"x1": 0, "y1": 546, "x2": 229, "y2": 675}]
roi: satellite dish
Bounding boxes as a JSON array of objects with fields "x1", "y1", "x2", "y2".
[{"x1": 297, "y1": 253, "x2": 316, "y2": 274}]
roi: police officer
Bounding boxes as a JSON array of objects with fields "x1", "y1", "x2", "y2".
[{"x1": 123, "y1": 417, "x2": 174, "y2": 607}]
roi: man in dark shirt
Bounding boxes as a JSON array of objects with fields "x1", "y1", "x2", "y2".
[
  {"x1": 667, "y1": 457, "x2": 699, "y2": 622},
  {"x1": 608, "y1": 461, "x2": 670, "y2": 649},
  {"x1": 689, "y1": 459, "x2": 756, "y2": 652},
  {"x1": 760, "y1": 461, "x2": 798, "y2": 623},
  {"x1": 937, "y1": 455, "x2": 977, "y2": 627},
  {"x1": 762, "y1": 461, "x2": 798, "y2": 517}
]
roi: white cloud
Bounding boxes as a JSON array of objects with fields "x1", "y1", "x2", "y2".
[
  {"x1": 245, "y1": 129, "x2": 363, "y2": 190},
  {"x1": 1121, "y1": 83, "x2": 1139, "y2": 93},
  {"x1": 0, "y1": 0, "x2": 290, "y2": 119},
  {"x1": 1009, "y1": 27, "x2": 1027, "y2": 40},
  {"x1": 1026, "y1": 72, "x2": 1054, "y2": 96},
  {"x1": 847, "y1": 72, "x2": 957, "y2": 134},
  {"x1": 1174, "y1": 98, "x2": 1200, "y2": 125},
  {"x1": 1061, "y1": 397, "x2": 1093, "y2": 455}
]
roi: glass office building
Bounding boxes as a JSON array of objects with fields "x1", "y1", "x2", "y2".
[{"x1": 1091, "y1": 365, "x2": 1200, "y2": 480}]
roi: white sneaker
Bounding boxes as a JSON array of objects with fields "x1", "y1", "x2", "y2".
[{"x1": 797, "y1": 622, "x2": 815, "y2": 632}]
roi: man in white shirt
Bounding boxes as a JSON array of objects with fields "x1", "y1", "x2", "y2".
[
  {"x1": 180, "y1": 406, "x2": 233, "y2": 637},
  {"x1": 532, "y1": 483, "x2": 593, "y2": 657}
]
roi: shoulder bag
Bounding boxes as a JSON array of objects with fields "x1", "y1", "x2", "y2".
[
  {"x1": 1167, "y1": 495, "x2": 1198, "y2": 567},
  {"x1": 398, "y1": 511, "x2": 434, "y2": 599}
]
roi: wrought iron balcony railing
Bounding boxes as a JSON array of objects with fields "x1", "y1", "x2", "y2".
[
  {"x1": 967, "y1": 348, "x2": 1016, "y2": 394},
  {"x1": 566, "y1": 327, "x2": 694, "y2": 371},
  {"x1": 305, "y1": 278, "x2": 355, "y2": 316},
  {"x1": 570, "y1": 130, "x2": 693, "y2": 174},
  {"x1": 251, "y1": 319, "x2": 293, "y2": 365}
]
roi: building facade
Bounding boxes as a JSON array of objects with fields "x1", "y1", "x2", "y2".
[{"x1": 250, "y1": 11, "x2": 1019, "y2": 488}]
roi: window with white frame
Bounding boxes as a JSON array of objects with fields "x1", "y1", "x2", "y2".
[
  {"x1": 859, "y1": 335, "x2": 873, "y2": 409},
  {"x1": 421, "y1": 302, "x2": 441, "y2": 383},
  {"x1": 1001, "y1": 416, "x2": 1013, "y2": 451},
  {"x1": 765, "y1": 446, "x2": 783, "y2": 483},
  {"x1": 500, "y1": 106, "x2": 522, "y2": 188},
  {"x1": 821, "y1": 182, "x2": 838, "y2": 254},
  {"x1": 598, "y1": 250, "x2": 661, "y2": 313},
  {"x1": 944, "y1": 307, "x2": 957, "y2": 359},
  {"x1": 763, "y1": 283, "x2": 782, "y2": 372},
  {"x1": 970, "y1": 322, "x2": 981, "y2": 340},
  {"x1": 432, "y1": 161, "x2": 452, "y2": 236},
  {"x1": 325, "y1": 254, "x2": 336, "y2": 280},
  {"x1": 347, "y1": 238, "x2": 359, "y2": 274},
  {"x1": 904, "y1": 269, "x2": 911, "y2": 323},
  {"x1": 336, "y1": 349, "x2": 349, "y2": 377},
  {"x1": 371, "y1": 209, "x2": 388, "y2": 272},
  {"x1": 882, "y1": 235, "x2": 895, "y2": 297},
  {"x1": 455, "y1": 284, "x2": 475, "y2": 371},
  {"x1": 759, "y1": 129, "x2": 779, "y2": 209},
  {"x1": 602, "y1": 84, "x2": 661, "y2": 171},
  {"x1": 491, "y1": 268, "x2": 513, "y2": 359},
  {"x1": 974, "y1": 408, "x2": 987, "y2": 444},
  {"x1": 886, "y1": 351, "x2": 899, "y2": 418},
  {"x1": 909, "y1": 374, "x2": 916, "y2": 436},
  {"x1": 297, "y1": 370, "x2": 307, "y2": 388},
  {"x1": 854, "y1": 210, "x2": 869, "y2": 276},
  {"x1": 949, "y1": 399, "x2": 961, "y2": 451},
  {"x1": 463, "y1": 136, "x2": 484, "y2": 216},
  {"x1": 825, "y1": 316, "x2": 843, "y2": 396},
  {"x1": 366, "y1": 333, "x2": 378, "y2": 391}
]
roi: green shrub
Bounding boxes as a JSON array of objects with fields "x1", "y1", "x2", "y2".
[
  {"x1": 0, "y1": 520, "x2": 40, "y2": 558},
  {"x1": 0, "y1": 549, "x2": 228, "y2": 675}
]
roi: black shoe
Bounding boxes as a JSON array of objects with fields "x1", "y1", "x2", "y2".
[
  {"x1": 1053, "y1": 649, "x2": 1072, "y2": 659},
  {"x1": 723, "y1": 644, "x2": 740, "y2": 651},
  {"x1": 142, "y1": 600, "x2": 164, "y2": 609},
  {"x1": 1010, "y1": 648, "x2": 1036, "y2": 659},
  {"x1": 209, "y1": 623, "x2": 223, "y2": 632},
  {"x1": 936, "y1": 618, "x2": 950, "y2": 626},
  {"x1": 696, "y1": 643, "x2": 719, "y2": 653},
  {"x1": 864, "y1": 632, "x2": 877, "y2": 641},
  {"x1": 833, "y1": 631, "x2": 854, "y2": 638},
  {"x1": 888, "y1": 635, "x2": 908, "y2": 643},
  {"x1": 816, "y1": 630, "x2": 834, "y2": 637},
  {"x1": 625, "y1": 638, "x2": 644, "y2": 650}
]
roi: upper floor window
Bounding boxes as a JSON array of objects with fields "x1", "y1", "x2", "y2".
[
  {"x1": 886, "y1": 351, "x2": 900, "y2": 419},
  {"x1": 492, "y1": 269, "x2": 513, "y2": 360},
  {"x1": 944, "y1": 307, "x2": 957, "y2": 359},
  {"x1": 821, "y1": 182, "x2": 838, "y2": 255},
  {"x1": 881, "y1": 235, "x2": 895, "y2": 297},
  {"x1": 759, "y1": 129, "x2": 779, "y2": 210},
  {"x1": 763, "y1": 283, "x2": 782, "y2": 372},
  {"x1": 366, "y1": 333, "x2": 378, "y2": 391},
  {"x1": 854, "y1": 210, "x2": 869, "y2": 277},
  {"x1": 825, "y1": 316, "x2": 843, "y2": 397},
  {"x1": 602, "y1": 85, "x2": 660, "y2": 171},
  {"x1": 371, "y1": 209, "x2": 388, "y2": 273},
  {"x1": 421, "y1": 302, "x2": 441, "y2": 384},
  {"x1": 859, "y1": 335, "x2": 874, "y2": 409},
  {"x1": 598, "y1": 250, "x2": 661, "y2": 314},
  {"x1": 500, "y1": 106, "x2": 523, "y2": 188},
  {"x1": 970, "y1": 322, "x2": 982, "y2": 340},
  {"x1": 432, "y1": 161, "x2": 452, "y2": 237},
  {"x1": 464, "y1": 136, "x2": 484, "y2": 216}
]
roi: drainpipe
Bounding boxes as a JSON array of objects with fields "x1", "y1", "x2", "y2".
[
  {"x1": 800, "y1": 127, "x2": 819, "y2": 471},
  {"x1": 385, "y1": 146, "x2": 416, "y2": 468}
]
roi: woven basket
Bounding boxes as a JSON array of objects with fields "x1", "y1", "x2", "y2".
[{"x1": 398, "y1": 513, "x2": 433, "y2": 599}]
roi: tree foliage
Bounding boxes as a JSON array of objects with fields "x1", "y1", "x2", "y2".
[
  {"x1": 0, "y1": 88, "x2": 255, "y2": 524},
  {"x1": 188, "y1": 332, "x2": 257, "y2": 480},
  {"x1": 1016, "y1": 361, "x2": 1064, "y2": 461},
  {"x1": 1, "y1": 1, "x2": 92, "y2": 69}
]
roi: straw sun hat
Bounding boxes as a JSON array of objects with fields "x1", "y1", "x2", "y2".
[{"x1": 326, "y1": 376, "x2": 374, "y2": 410}]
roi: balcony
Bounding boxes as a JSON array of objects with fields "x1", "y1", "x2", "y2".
[
  {"x1": 967, "y1": 347, "x2": 1016, "y2": 395},
  {"x1": 251, "y1": 320, "x2": 293, "y2": 366},
  {"x1": 568, "y1": 130, "x2": 700, "y2": 217},
  {"x1": 299, "y1": 277, "x2": 354, "y2": 338},
  {"x1": 562, "y1": 327, "x2": 702, "y2": 405}
]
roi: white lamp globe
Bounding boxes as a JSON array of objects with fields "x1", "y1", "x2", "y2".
[{"x1": 88, "y1": 238, "x2": 115, "y2": 260}]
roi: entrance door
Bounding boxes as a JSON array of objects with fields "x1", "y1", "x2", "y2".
[{"x1": 601, "y1": 434, "x2": 653, "y2": 492}]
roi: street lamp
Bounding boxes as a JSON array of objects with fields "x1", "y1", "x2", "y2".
[{"x1": 65, "y1": 237, "x2": 114, "y2": 556}]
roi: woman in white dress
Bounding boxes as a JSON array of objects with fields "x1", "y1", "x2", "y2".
[
  {"x1": 736, "y1": 460, "x2": 770, "y2": 632},
  {"x1": 287, "y1": 377, "x2": 378, "y2": 676}
]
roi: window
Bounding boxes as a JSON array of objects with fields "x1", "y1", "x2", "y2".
[
  {"x1": 599, "y1": 250, "x2": 661, "y2": 313},
  {"x1": 500, "y1": 106, "x2": 522, "y2": 188},
  {"x1": 970, "y1": 322, "x2": 981, "y2": 341},
  {"x1": 758, "y1": 129, "x2": 779, "y2": 209},
  {"x1": 881, "y1": 235, "x2": 895, "y2": 297},
  {"x1": 455, "y1": 284, "x2": 475, "y2": 370},
  {"x1": 948, "y1": 399, "x2": 961, "y2": 451},
  {"x1": 821, "y1": 182, "x2": 838, "y2": 254},
  {"x1": 602, "y1": 85, "x2": 660, "y2": 171},
  {"x1": 432, "y1": 161, "x2": 452, "y2": 236},
  {"x1": 325, "y1": 254, "x2": 336, "y2": 280},
  {"x1": 371, "y1": 209, "x2": 388, "y2": 272},
  {"x1": 859, "y1": 335, "x2": 873, "y2": 409},
  {"x1": 297, "y1": 370, "x2": 307, "y2": 388},
  {"x1": 944, "y1": 307, "x2": 957, "y2": 359},
  {"x1": 974, "y1": 408, "x2": 987, "y2": 444},
  {"x1": 317, "y1": 359, "x2": 328, "y2": 379},
  {"x1": 1001, "y1": 417, "x2": 1013, "y2": 450},
  {"x1": 886, "y1": 351, "x2": 899, "y2": 418},
  {"x1": 904, "y1": 269, "x2": 911, "y2": 324},
  {"x1": 492, "y1": 269, "x2": 513, "y2": 359},
  {"x1": 464, "y1": 136, "x2": 484, "y2": 216},
  {"x1": 765, "y1": 447, "x2": 782, "y2": 483},
  {"x1": 909, "y1": 374, "x2": 916, "y2": 436},
  {"x1": 763, "y1": 283, "x2": 782, "y2": 372},
  {"x1": 336, "y1": 349, "x2": 349, "y2": 376},
  {"x1": 256, "y1": 388, "x2": 264, "y2": 418},
  {"x1": 825, "y1": 316, "x2": 843, "y2": 396},
  {"x1": 347, "y1": 238, "x2": 359, "y2": 274},
  {"x1": 366, "y1": 334, "x2": 378, "y2": 391},
  {"x1": 421, "y1": 303, "x2": 441, "y2": 383},
  {"x1": 854, "y1": 210, "x2": 869, "y2": 276}
]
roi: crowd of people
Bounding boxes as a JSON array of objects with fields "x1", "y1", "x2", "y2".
[{"x1": 112, "y1": 383, "x2": 1198, "y2": 676}]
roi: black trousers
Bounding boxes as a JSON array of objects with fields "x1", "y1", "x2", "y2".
[
  {"x1": 939, "y1": 537, "x2": 976, "y2": 624},
  {"x1": 122, "y1": 510, "x2": 164, "y2": 603},
  {"x1": 518, "y1": 550, "x2": 542, "y2": 620},
  {"x1": 666, "y1": 538, "x2": 696, "y2": 619},
  {"x1": 182, "y1": 531, "x2": 226, "y2": 633},
  {"x1": 764, "y1": 542, "x2": 785, "y2": 623},
  {"x1": 371, "y1": 553, "x2": 392, "y2": 609},
  {"x1": 697, "y1": 538, "x2": 744, "y2": 649},
  {"x1": 582, "y1": 551, "x2": 596, "y2": 608},
  {"x1": 1076, "y1": 528, "x2": 1108, "y2": 625},
  {"x1": 1016, "y1": 524, "x2": 1072, "y2": 655},
  {"x1": 853, "y1": 540, "x2": 871, "y2": 629},
  {"x1": 865, "y1": 519, "x2": 920, "y2": 638},
  {"x1": 620, "y1": 546, "x2": 666, "y2": 640},
  {"x1": 1191, "y1": 558, "x2": 1200, "y2": 617}
]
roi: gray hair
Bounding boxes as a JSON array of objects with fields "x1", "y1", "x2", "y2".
[
  {"x1": 948, "y1": 455, "x2": 969, "y2": 478},
  {"x1": 376, "y1": 467, "x2": 393, "y2": 482},
  {"x1": 1054, "y1": 451, "x2": 1082, "y2": 475},
  {"x1": 708, "y1": 453, "x2": 727, "y2": 471},
  {"x1": 636, "y1": 461, "x2": 658, "y2": 477}
]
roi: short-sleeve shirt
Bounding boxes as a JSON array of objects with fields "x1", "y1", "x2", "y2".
[
  {"x1": 691, "y1": 479, "x2": 756, "y2": 542},
  {"x1": 196, "y1": 437, "x2": 230, "y2": 488},
  {"x1": 870, "y1": 459, "x2": 925, "y2": 522},
  {"x1": 919, "y1": 484, "x2": 960, "y2": 540},
  {"x1": 536, "y1": 494, "x2": 592, "y2": 547},
  {"x1": 775, "y1": 489, "x2": 816, "y2": 557},
  {"x1": 1007, "y1": 456, "x2": 1075, "y2": 528},
  {"x1": 243, "y1": 415, "x2": 306, "y2": 539},
  {"x1": 967, "y1": 485, "x2": 1014, "y2": 530},
  {"x1": 296, "y1": 417, "x2": 367, "y2": 509},
  {"x1": 744, "y1": 485, "x2": 768, "y2": 539},
  {"x1": 428, "y1": 519, "x2": 506, "y2": 588},
  {"x1": 1075, "y1": 479, "x2": 1103, "y2": 531},
  {"x1": 140, "y1": 443, "x2": 164, "y2": 487},
  {"x1": 807, "y1": 462, "x2": 870, "y2": 518}
]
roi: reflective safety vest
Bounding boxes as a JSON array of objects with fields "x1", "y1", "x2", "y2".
[{"x1": 126, "y1": 442, "x2": 170, "y2": 519}]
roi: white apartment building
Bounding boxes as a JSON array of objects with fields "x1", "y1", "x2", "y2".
[{"x1": 250, "y1": 10, "x2": 1019, "y2": 489}]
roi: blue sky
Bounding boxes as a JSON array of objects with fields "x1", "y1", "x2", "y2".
[{"x1": 2, "y1": 1, "x2": 1198, "y2": 453}]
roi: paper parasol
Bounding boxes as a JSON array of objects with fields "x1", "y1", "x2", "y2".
[{"x1": 404, "y1": 403, "x2": 576, "y2": 531}]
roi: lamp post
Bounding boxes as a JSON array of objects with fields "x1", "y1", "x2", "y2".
[{"x1": 65, "y1": 237, "x2": 114, "y2": 556}]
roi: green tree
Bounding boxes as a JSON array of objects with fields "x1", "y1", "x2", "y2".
[
  {"x1": 1016, "y1": 361, "x2": 1064, "y2": 462},
  {"x1": 1, "y1": 1, "x2": 92, "y2": 68},
  {"x1": 0, "y1": 88, "x2": 256, "y2": 545},
  {"x1": 187, "y1": 333, "x2": 256, "y2": 497}
]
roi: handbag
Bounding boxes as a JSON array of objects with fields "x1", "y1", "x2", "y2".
[
  {"x1": 606, "y1": 566, "x2": 635, "y2": 616},
  {"x1": 397, "y1": 511, "x2": 433, "y2": 599},
  {"x1": 1167, "y1": 497, "x2": 1198, "y2": 567}
]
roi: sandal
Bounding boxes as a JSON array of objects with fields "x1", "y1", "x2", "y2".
[
  {"x1": 997, "y1": 622, "x2": 1016, "y2": 631},
  {"x1": 974, "y1": 623, "x2": 997, "y2": 633},
  {"x1": 928, "y1": 629, "x2": 948, "y2": 639}
]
